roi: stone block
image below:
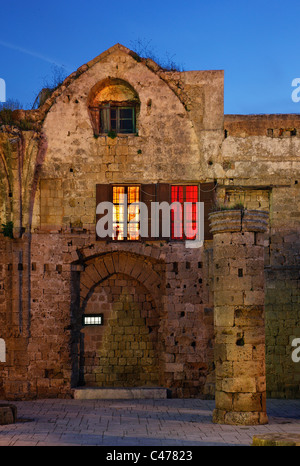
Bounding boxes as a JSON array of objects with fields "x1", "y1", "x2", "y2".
[
  {"x1": 214, "y1": 307, "x2": 235, "y2": 327},
  {"x1": 0, "y1": 404, "x2": 17, "y2": 425},
  {"x1": 215, "y1": 390, "x2": 233, "y2": 410},
  {"x1": 226, "y1": 343, "x2": 253, "y2": 362},
  {"x1": 222, "y1": 376, "x2": 257, "y2": 393},
  {"x1": 252, "y1": 433, "x2": 300, "y2": 446},
  {"x1": 224, "y1": 411, "x2": 268, "y2": 425},
  {"x1": 214, "y1": 290, "x2": 245, "y2": 306},
  {"x1": 232, "y1": 392, "x2": 263, "y2": 412},
  {"x1": 234, "y1": 307, "x2": 264, "y2": 327}
]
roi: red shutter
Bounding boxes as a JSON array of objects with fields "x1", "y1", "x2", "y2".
[
  {"x1": 141, "y1": 184, "x2": 156, "y2": 240},
  {"x1": 200, "y1": 182, "x2": 216, "y2": 240},
  {"x1": 96, "y1": 184, "x2": 113, "y2": 241}
]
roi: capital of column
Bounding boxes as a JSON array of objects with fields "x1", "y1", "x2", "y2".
[{"x1": 209, "y1": 209, "x2": 268, "y2": 235}]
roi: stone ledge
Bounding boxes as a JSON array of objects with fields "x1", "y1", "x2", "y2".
[
  {"x1": 0, "y1": 404, "x2": 17, "y2": 425},
  {"x1": 252, "y1": 433, "x2": 300, "y2": 446},
  {"x1": 72, "y1": 387, "x2": 170, "y2": 400},
  {"x1": 209, "y1": 209, "x2": 269, "y2": 234}
]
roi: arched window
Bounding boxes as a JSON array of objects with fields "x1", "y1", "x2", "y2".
[{"x1": 88, "y1": 78, "x2": 140, "y2": 137}]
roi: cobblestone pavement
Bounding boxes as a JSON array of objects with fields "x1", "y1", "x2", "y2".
[{"x1": 0, "y1": 398, "x2": 300, "y2": 446}]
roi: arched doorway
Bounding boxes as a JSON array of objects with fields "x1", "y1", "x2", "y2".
[
  {"x1": 81, "y1": 273, "x2": 159, "y2": 387},
  {"x1": 71, "y1": 251, "x2": 165, "y2": 389}
]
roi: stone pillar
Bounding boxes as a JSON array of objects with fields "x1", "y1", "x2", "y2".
[{"x1": 209, "y1": 209, "x2": 269, "y2": 425}]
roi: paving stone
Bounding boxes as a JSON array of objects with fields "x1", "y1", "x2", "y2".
[
  {"x1": 252, "y1": 433, "x2": 300, "y2": 446},
  {"x1": 0, "y1": 398, "x2": 299, "y2": 446},
  {"x1": 73, "y1": 387, "x2": 169, "y2": 399}
]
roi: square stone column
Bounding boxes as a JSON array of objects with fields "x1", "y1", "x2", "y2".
[{"x1": 209, "y1": 209, "x2": 269, "y2": 425}]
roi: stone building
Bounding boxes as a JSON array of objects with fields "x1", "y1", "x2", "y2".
[{"x1": 0, "y1": 44, "x2": 299, "y2": 415}]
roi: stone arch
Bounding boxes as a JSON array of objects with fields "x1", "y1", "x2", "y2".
[
  {"x1": 87, "y1": 77, "x2": 140, "y2": 136},
  {"x1": 71, "y1": 251, "x2": 165, "y2": 388},
  {"x1": 80, "y1": 251, "x2": 163, "y2": 311},
  {"x1": 88, "y1": 77, "x2": 140, "y2": 107}
]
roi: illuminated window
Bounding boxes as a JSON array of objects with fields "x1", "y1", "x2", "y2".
[
  {"x1": 83, "y1": 314, "x2": 103, "y2": 326},
  {"x1": 96, "y1": 182, "x2": 215, "y2": 242},
  {"x1": 113, "y1": 186, "x2": 140, "y2": 240},
  {"x1": 171, "y1": 185, "x2": 198, "y2": 240}
]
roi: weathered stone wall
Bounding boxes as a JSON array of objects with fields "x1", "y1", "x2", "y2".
[
  {"x1": 0, "y1": 237, "x2": 31, "y2": 399},
  {"x1": 1, "y1": 45, "x2": 300, "y2": 401},
  {"x1": 264, "y1": 184, "x2": 300, "y2": 397},
  {"x1": 220, "y1": 115, "x2": 300, "y2": 398},
  {"x1": 31, "y1": 46, "x2": 223, "y2": 231},
  {"x1": 0, "y1": 229, "x2": 214, "y2": 399}
]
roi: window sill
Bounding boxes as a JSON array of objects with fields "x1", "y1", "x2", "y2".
[{"x1": 94, "y1": 132, "x2": 139, "y2": 139}]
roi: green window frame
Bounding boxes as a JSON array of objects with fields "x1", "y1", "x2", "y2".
[{"x1": 100, "y1": 105, "x2": 136, "y2": 134}]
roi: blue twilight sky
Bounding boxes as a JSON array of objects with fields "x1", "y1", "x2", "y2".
[{"x1": 0, "y1": 0, "x2": 300, "y2": 114}]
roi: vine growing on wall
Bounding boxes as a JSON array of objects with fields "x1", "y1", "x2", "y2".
[
  {"x1": 1, "y1": 221, "x2": 13, "y2": 238},
  {"x1": 2, "y1": 140, "x2": 13, "y2": 191}
]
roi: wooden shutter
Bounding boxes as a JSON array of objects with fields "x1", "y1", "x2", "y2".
[
  {"x1": 96, "y1": 184, "x2": 113, "y2": 241},
  {"x1": 89, "y1": 107, "x2": 100, "y2": 136},
  {"x1": 141, "y1": 184, "x2": 156, "y2": 240},
  {"x1": 200, "y1": 182, "x2": 216, "y2": 240},
  {"x1": 156, "y1": 183, "x2": 170, "y2": 240}
]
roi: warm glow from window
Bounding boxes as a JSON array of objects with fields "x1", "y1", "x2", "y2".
[
  {"x1": 113, "y1": 186, "x2": 140, "y2": 240},
  {"x1": 171, "y1": 185, "x2": 198, "y2": 240}
]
